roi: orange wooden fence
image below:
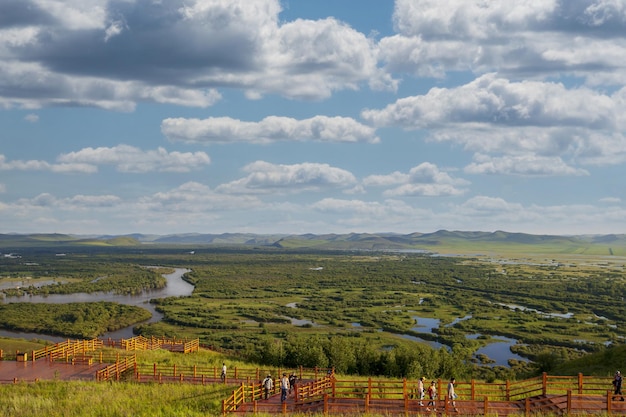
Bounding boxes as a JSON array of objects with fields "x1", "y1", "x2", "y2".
[{"x1": 223, "y1": 373, "x2": 626, "y2": 416}]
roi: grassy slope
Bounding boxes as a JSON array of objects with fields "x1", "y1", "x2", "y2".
[{"x1": 553, "y1": 344, "x2": 626, "y2": 377}]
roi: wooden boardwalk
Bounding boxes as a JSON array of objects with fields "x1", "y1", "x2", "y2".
[
  {"x1": 0, "y1": 358, "x2": 108, "y2": 383},
  {"x1": 234, "y1": 392, "x2": 626, "y2": 416}
]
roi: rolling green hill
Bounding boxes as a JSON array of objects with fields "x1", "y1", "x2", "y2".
[{"x1": 1, "y1": 230, "x2": 625, "y2": 255}]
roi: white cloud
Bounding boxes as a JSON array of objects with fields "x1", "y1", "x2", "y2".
[
  {"x1": 0, "y1": 154, "x2": 97, "y2": 173},
  {"x1": 24, "y1": 113, "x2": 39, "y2": 123},
  {"x1": 104, "y1": 20, "x2": 125, "y2": 42},
  {"x1": 380, "y1": 0, "x2": 626, "y2": 84},
  {"x1": 0, "y1": 0, "x2": 391, "y2": 109},
  {"x1": 216, "y1": 161, "x2": 357, "y2": 194},
  {"x1": 600, "y1": 196, "x2": 621, "y2": 204},
  {"x1": 57, "y1": 145, "x2": 211, "y2": 173},
  {"x1": 162, "y1": 115, "x2": 379, "y2": 144},
  {"x1": 32, "y1": 0, "x2": 107, "y2": 30},
  {"x1": 362, "y1": 74, "x2": 617, "y2": 130},
  {"x1": 465, "y1": 154, "x2": 589, "y2": 176},
  {"x1": 0, "y1": 61, "x2": 222, "y2": 111},
  {"x1": 361, "y1": 74, "x2": 626, "y2": 174},
  {"x1": 364, "y1": 162, "x2": 469, "y2": 196},
  {"x1": 0, "y1": 146, "x2": 211, "y2": 174}
]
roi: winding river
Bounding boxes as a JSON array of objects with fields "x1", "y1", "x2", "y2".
[{"x1": 0, "y1": 268, "x2": 193, "y2": 342}]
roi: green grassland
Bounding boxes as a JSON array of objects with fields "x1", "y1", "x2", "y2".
[{"x1": 1, "y1": 238, "x2": 625, "y2": 382}]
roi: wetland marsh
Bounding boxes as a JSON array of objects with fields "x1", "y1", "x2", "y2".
[{"x1": 1, "y1": 244, "x2": 624, "y2": 379}]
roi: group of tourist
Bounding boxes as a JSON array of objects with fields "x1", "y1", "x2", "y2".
[
  {"x1": 415, "y1": 376, "x2": 458, "y2": 412},
  {"x1": 261, "y1": 372, "x2": 298, "y2": 402}
]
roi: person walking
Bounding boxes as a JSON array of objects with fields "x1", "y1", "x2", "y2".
[
  {"x1": 289, "y1": 373, "x2": 298, "y2": 396},
  {"x1": 447, "y1": 377, "x2": 459, "y2": 413},
  {"x1": 262, "y1": 374, "x2": 274, "y2": 400},
  {"x1": 613, "y1": 371, "x2": 624, "y2": 401},
  {"x1": 220, "y1": 363, "x2": 227, "y2": 383},
  {"x1": 418, "y1": 376, "x2": 425, "y2": 406},
  {"x1": 427, "y1": 380, "x2": 437, "y2": 411},
  {"x1": 280, "y1": 373, "x2": 290, "y2": 403}
]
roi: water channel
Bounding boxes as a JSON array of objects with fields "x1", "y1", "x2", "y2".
[
  {"x1": 0, "y1": 268, "x2": 193, "y2": 342},
  {"x1": 2, "y1": 269, "x2": 528, "y2": 367}
]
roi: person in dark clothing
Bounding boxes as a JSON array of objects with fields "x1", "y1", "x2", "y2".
[
  {"x1": 289, "y1": 373, "x2": 297, "y2": 395},
  {"x1": 613, "y1": 371, "x2": 624, "y2": 401}
]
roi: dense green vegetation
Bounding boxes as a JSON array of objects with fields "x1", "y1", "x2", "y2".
[
  {"x1": 1, "y1": 244, "x2": 625, "y2": 381},
  {"x1": 0, "y1": 302, "x2": 151, "y2": 339},
  {"x1": 0, "y1": 257, "x2": 166, "y2": 296}
]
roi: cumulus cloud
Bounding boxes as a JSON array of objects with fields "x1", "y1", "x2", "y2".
[
  {"x1": 0, "y1": 61, "x2": 222, "y2": 111},
  {"x1": 362, "y1": 74, "x2": 617, "y2": 130},
  {"x1": 162, "y1": 115, "x2": 379, "y2": 144},
  {"x1": 363, "y1": 162, "x2": 469, "y2": 196},
  {"x1": 465, "y1": 154, "x2": 589, "y2": 176},
  {"x1": 380, "y1": 0, "x2": 626, "y2": 84},
  {"x1": 58, "y1": 145, "x2": 211, "y2": 173},
  {"x1": 0, "y1": 146, "x2": 210, "y2": 174},
  {"x1": 216, "y1": 161, "x2": 357, "y2": 194},
  {"x1": 0, "y1": 154, "x2": 97, "y2": 173},
  {"x1": 0, "y1": 0, "x2": 391, "y2": 109},
  {"x1": 362, "y1": 74, "x2": 626, "y2": 173}
]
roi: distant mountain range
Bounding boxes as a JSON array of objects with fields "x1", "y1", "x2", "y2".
[{"x1": 1, "y1": 231, "x2": 626, "y2": 255}]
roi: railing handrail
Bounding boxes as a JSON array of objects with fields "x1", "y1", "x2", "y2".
[{"x1": 222, "y1": 372, "x2": 622, "y2": 415}]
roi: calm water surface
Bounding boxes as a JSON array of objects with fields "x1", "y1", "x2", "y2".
[{"x1": 0, "y1": 268, "x2": 193, "y2": 341}]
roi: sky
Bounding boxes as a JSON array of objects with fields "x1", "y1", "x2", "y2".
[{"x1": 1, "y1": 0, "x2": 626, "y2": 236}]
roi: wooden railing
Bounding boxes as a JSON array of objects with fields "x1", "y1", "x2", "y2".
[
  {"x1": 139, "y1": 365, "x2": 329, "y2": 385},
  {"x1": 95, "y1": 354, "x2": 137, "y2": 381},
  {"x1": 223, "y1": 373, "x2": 625, "y2": 416},
  {"x1": 28, "y1": 339, "x2": 103, "y2": 362}
]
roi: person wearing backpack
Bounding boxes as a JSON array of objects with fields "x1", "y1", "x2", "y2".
[{"x1": 262, "y1": 374, "x2": 274, "y2": 400}]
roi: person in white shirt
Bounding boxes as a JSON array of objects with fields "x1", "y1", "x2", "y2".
[
  {"x1": 447, "y1": 377, "x2": 459, "y2": 412},
  {"x1": 221, "y1": 363, "x2": 227, "y2": 383},
  {"x1": 280, "y1": 373, "x2": 290, "y2": 402}
]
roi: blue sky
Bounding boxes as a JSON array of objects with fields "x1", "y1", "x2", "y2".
[{"x1": 1, "y1": 0, "x2": 625, "y2": 236}]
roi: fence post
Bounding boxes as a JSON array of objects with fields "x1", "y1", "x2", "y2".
[
  {"x1": 324, "y1": 393, "x2": 329, "y2": 415},
  {"x1": 404, "y1": 391, "x2": 409, "y2": 413},
  {"x1": 578, "y1": 373, "x2": 583, "y2": 394},
  {"x1": 403, "y1": 378, "x2": 407, "y2": 398},
  {"x1": 368, "y1": 378, "x2": 372, "y2": 398},
  {"x1": 506, "y1": 380, "x2": 511, "y2": 401},
  {"x1": 542, "y1": 372, "x2": 547, "y2": 395},
  {"x1": 525, "y1": 397, "x2": 530, "y2": 416},
  {"x1": 567, "y1": 389, "x2": 572, "y2": 414},
  {"x1": 471, "y1": 379, "x2": 475, "y2": 400},
  {"x1": 607, "y1": 390, "x2": 612, "y2": 414},
  {"x1": 484, "y1": 396, "x2": 489, "y2": 415}
]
